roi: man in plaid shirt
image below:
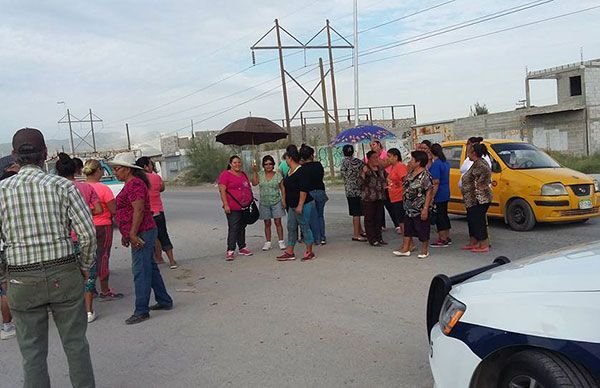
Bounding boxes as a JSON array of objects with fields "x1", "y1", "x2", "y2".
[{"x1": 0, "y1": 128, "x2": 97, "y2": 388}]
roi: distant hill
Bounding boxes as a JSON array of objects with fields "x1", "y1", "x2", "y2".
[{"x1": 0, "y1": 130, "x2": 161, "y2": 156}]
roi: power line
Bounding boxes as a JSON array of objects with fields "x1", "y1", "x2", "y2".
[
  {"x1": 358, "y1": 4, "x2": 600, "y2": 66},
  {"x1": 111, "y1": 1, "x2": 454, "y2": 125},
  {"x1": 119, "y1": 0, "x2": 554, "y2": 133},
  {"x1": 359, "y1": 0, "x2": 456, "y2": 34},
  {"x1": 160, "y1": 4, "x2": 600, "y2": 136},
  {"x1": 359, "y1": 0, "x2": 554, "y2": 57}
]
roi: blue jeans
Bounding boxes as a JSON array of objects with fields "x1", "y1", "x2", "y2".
[
  {"x1": 287, "y1": 202, "x2": 315, "y2": 247},
  {"x1": 131, "y1": 228, "x2": 173, "y2": 316},
  {"x1": 309, "y1": 189, "x2": 328, "y2": 243}
]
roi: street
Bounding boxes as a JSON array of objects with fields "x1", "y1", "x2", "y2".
[{"x1": 1, "y1": 187, "x2": 599, "y2": 388}]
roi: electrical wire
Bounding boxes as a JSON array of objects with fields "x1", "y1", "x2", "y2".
[
  {"x1": 159, "y1": 4, "x2": 600, "y2": 136},
  {"x1": 111, "y1": 1, "x2": 454, "y2": 125}
]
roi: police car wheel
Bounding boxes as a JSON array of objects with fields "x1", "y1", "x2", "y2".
[{"x1": 499, "y1": 349, "x2": 597, "y2": 388}]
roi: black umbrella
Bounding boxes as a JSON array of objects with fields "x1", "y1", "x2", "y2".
[{"x1": 215, "y1": 117, "x2": 288, "y2": 146}]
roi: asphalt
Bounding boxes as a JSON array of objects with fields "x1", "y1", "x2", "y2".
[{"x1": 1, "y1": 187, "x2": 598, "y2": 387}]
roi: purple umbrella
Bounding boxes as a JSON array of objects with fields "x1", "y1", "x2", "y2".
[{"x1": 331, "y1": 125, "x2": 396, "y2": 146}]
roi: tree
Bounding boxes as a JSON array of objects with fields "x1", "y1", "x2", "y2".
[
  {"x1": 470, "y1": 102, "x2": 489, "y2": 116},
  {"x1": 184, "y1": 136, "x2": 232, "y2": 184}
]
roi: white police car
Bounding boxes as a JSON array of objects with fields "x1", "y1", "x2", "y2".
[{"x1": 427, "y1": 243, "x2": 600, "y2": 387}]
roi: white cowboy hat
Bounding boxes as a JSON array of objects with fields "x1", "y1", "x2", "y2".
[{"x1": 108, "y1": 152, "x2": 143, "y2": 170}]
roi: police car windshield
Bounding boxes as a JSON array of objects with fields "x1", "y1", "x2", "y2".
[{"x1": 491, "y1": 143, "x2": 560, "y2": 170}]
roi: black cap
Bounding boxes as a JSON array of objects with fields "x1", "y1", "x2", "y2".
[{"x1": 12, "y1": 128, "x2": 46, "y2": 154}]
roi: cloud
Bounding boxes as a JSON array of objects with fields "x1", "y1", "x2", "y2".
[{"x1": 1, "y1": 0, "x2": 599, "y2": 146}]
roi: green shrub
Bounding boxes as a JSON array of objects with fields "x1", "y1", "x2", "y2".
[
  {"x1": 547, "y1": 151, "x2": 600, "y2": 174},
  {"x1": 184, "y1": 137, "x2": 232, "y2": 184}
]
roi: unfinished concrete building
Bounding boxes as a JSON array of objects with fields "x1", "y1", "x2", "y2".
[{"x1": 413, "y1": 58, "x2": 600, "y2": 156}]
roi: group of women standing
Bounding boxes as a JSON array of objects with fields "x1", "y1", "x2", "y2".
[
  {"x1": 54, "y1": 152, "x2": 175, "y2": 325},
  {"x1": 218, "y1": 144, "x2": 328, "y2": 262},
  {"x1": 341, "y1": 137, "x2": 493, "y2": 259},
  {"x1": 218, "y1": 136, "x2": 493, "y2": 261}
]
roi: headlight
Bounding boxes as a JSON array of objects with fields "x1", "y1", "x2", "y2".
[
  {"x1": 541, "y1": 183, "x2": 568, "y2": 196},
  {"x1": 594, "y1": 180, "x2": 599, "y2": 193},
  {"x1": 439, "y1": 295, "x2": 466, "y2": 335}
]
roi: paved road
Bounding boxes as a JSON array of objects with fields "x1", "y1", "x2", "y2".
[{"x1": 1, "y1": 187, "x2": 599, "y2": 387}]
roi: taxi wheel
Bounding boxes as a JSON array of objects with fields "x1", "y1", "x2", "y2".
[
  {"x1": 499, "y1": 349, "x2": 597, "y2": 388},
  {"x1": 506, "y1": 199, "x2": 536, "y2": 231}
]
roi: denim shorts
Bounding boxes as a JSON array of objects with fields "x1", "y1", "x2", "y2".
[{"x1": 259, "y1": 201, "x2": 286, "y2": 220}]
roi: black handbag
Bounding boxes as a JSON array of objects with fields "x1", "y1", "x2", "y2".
[{"x1": 225, "y1": 190, "x2": 260, "y2": 225}]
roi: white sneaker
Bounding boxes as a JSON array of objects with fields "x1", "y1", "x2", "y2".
[
  {"x1": 278, "y1": 240, "x2": 286, "y2": 250},
  {"x1": 0, "y1": 323, "x2": 16, "y2": 340},
  {"x1": 393, "y1": 250, "x2": 411, "y2": 257},
  {"x1": 87, "y1": 311, "x2": 97, "y2": 323},
  {"x1": 262, "y1": 241, "x2": 272, "y2": 251}
]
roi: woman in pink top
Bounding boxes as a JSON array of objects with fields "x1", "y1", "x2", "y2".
[
  {"x1": 83, "y1": 159, "x2": 124, "y2": 302},
  {"x1": 136, "y1": 157, "x2": 178, "y2": 269},
  {"x1": 56, "y1": 153, "x2": 103, "y2": 323},
  {"x1": 218, "y1": 155, "x2": 254, "y2": 261},
  {"x1": 110, "y1": 152, "x2": 172, "y2": 325}
]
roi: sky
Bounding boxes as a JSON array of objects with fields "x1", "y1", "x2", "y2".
[{"x1": 1, "y1": 0, "x2": 599, "y2": 144}]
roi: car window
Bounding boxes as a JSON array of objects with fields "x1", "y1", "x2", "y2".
[
  {"x1": 443, "y1": 145, "x2": 464, "y2": 169},
  {"x1": 491, "y1": 143, "x2": 560, "y2": 170}
]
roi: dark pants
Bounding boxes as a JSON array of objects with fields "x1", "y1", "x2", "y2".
[
  {"x1": 434, "y1": 201, "x2": 452, "y2": 232},
  {"x1": 404, "y1": 215, "x2": 431, "y2": 242},
  {"x1": 226, "y1": 211, "x2": 247, "y2": 252},
  {"x1": 466, "y1": 203, "x2": 490, "y2": 241},
  {"x1": 380, "y1": 189, "x2": 398, "y2": 228},
  {"x1": 95, "y1": 225, "x2": 113, "y2": 282},
  {"x1": 153, "y1": 212, "x2": 174, "y2": 251},
  {"x1": 131, "y1": 228, "x2": 173, "y2": 316},
  {"x1": 7, "y1": 261, "x2": 95, "y2": 388},
  {"x1": 362, "y1": 200, "x2": 384, "y2": 244},
  {"x1": 390, "y1": 201, "x2": 405, "y2": 227}
]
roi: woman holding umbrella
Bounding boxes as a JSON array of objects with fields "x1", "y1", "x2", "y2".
[{"x1": 218, "y1": 155, "x2": 254, "y2": 261}]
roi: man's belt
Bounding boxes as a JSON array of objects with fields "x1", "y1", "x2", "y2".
[{"x1": 7, "y1": 255, "x2": 78, "y2": 273}]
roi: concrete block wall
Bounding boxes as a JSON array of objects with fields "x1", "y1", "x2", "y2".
[
  {"x1": 585, "y1": 67, "x2": 600, "y2": 154},
  {"x1": 526, "y1": 110, "x2": 586, "y2": 154},
  {"x1": 556, "y1": 69, "x2": 585, "y2": 105}
]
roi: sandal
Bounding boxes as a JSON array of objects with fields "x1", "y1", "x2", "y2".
[{"x1": 352, "y1": 237, "x2": 367, "y2": 242}]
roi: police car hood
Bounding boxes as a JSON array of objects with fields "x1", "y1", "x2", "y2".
[{"x1": 451, "y1": 242, "x2": 600, "y2": 295}]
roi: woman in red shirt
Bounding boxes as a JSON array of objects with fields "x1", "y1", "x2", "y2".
[
  {"x1": 110, "y1": 152, "x2": 173, "y2": 325},
  {"x1": 218, "y1": 155, "x2": 254, "y2": 261},
  {"x1": 386, "y1": 148, "x2": 408, "y2": 235}
]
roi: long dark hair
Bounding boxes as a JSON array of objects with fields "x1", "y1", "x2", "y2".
[
  {"x1": 387, "y1": 148, "x2": 402, "y2": 162},
  {"x1": 285, "y1": 145, "x2": 300, "y2": 163},
  {"x1": 472, "y1": 143, "x2": 489, "y2": 158},
  {"x1": 226, "y1": 155, "x2": 241, "y2": 170},
  {"x1": 430, "y1": 144, "x2": 446, "y2": 162},
  {"x1": 135, "y1": 156, "x2": 151, "y2": 169},
  {"x1": 55, "y1": 152, "x2": 76, "y2": 178},
  {"x1": 132, "y1": 168, "x2": 150, "y2": 187}
]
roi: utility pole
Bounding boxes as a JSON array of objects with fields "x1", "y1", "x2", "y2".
[
  {"x1": 67, "y1": 109, "x2": 74, "y2": 155},
  {"x1": 58, "y1": 109, "x2": 102, "y2": 155},
  {"x1": 353, "y1": 0, "x2": 360, "y2": 127},
  {"x1": 89, "y1": 108, "x2": 97, "y2": 152},
  {"x1": 326, "y1": 20, "x2": 341, "y2": 134},
  {"x1": 319, "y1": 58, "x2": 335, "y2": 178},
  {"x1": 191, "y1": 119, "x2": 195, "y2": 138},
  {"x1": 251, "y1": 19, "x2": 353, "y2": 144},
  {"x1": 125, "y1": 123, "x2": 131, "y2": 151},
  {"x1": 275, "y1": 19, "x2": 291, "y2": 134}
]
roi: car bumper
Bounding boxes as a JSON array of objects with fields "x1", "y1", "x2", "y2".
[
  {"x1": 429, "y1": 324, "x2": 481, "y2": 388},
  {"x1": 532, "y1": 195, "x2": 600, "y2": 222}
]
